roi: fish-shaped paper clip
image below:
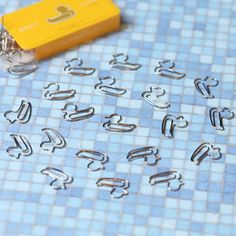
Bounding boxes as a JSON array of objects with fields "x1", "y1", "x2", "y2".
[
  {"x1": 161, "y1": 115, "x2": 188, "y2": 138},
  {"x1": 191, "y1": 143, "x2": 222, "y2": 165},
  {"x1": 103, "y1": 113, "x2": 137, "y2": 133},
  {"x1": 149, "y1": 170, "x2": 184, "y2": 191},
  {"x1": 64, "y1": 58, "x2": 96, "y2": 76},
  {"x1": 155, "y1": 60, "x2": 185, "y2": 80},
  {"x1": 41, "y1": 167, "x2": 73, "y2": 190},
  {"x1": 95, "y1": 76, "x2": 126, "y2": 97},
  {"x1": 43, "y1": 82, "x2": 76, "y2": 101},
  {"x1": 109, "y1": 53, "x2": 141, "y2": 71},
  {"x1": 76, "y1": 150, "x2": 109, "y2": 171},
  {"x1": 96, "y1": 177, "x2": 130, "y2": 199},
  {"x1": 142, "y1": 87, "x2": 170, "y2": 109},
  {"x1": 127, "y1": 146, "x2": 161, "y2": 166},
  {"x1": 209, "y1": 107, "x2": 235, "y2": 131},
  {"x1": 4, "y1": 100, "x2": 32, "y2": 124}
]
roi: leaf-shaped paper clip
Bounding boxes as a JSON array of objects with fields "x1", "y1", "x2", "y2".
[
  {"x1": 41, "y1": 167, "x2": 73, "y2": 190},
  {"x1": 61, "y1": 103, "x2": 95, "y2": 122},
  {"x1": 155, "y1": 60, "x2": 185, "y2": 80},
  {"x1": 209, "y1": 107, "x2": 235, "y2": 131},
  {"x1": 142, "y1": 87, "x2": 170, "y2": 109},
  {"x1": 43, "y1": 83, "x2": 76, "y2": 101},
  {"x1": 47, "y1": 6, "x2": 75, "y2": 23},
  {"x1": 194, "y1": 76, "x2": 219, "y2": 99},
  {"x1": 96, "y1": 177, "x2": 130, "y2": 199},
  {"x1": 95, "y1": 76, "x2": 127, "y2": 97},
  {"x1": 191, "y1": 143, "x2": 222, "y2": 165},
  {"x1": 8, "y1": 61, "x2": 39, "y2": 77},
  {"x1": 40, "y1": 128, "x2": 66, "y2": 153},
  {"x1": 76, "y1": 150, "x2": 109, "y2": 171},
  {"x1": 64, "y1": 58, "x2": 96, "y2": 76},
  {"x1": 4, "y1": 100, "x2": 32, "y2": 124},
  {"x1": 162, "y1": 115, "x2": 189, "y2": 139},
  {"x1": 103, "y1": 113, "x2": 137, "y2": 133},
  {"x1": 149, "y1": 170, "x2": 184, "y2": 191},
  {"x1": 127, "y1": 146, "x2": 161, "y2": 166},
  {"x1": 6, "y1": 134, "x2": 33, "y2": 159},
  {"x1": 109, "y1": 53, "x2": 141, "y2": 71}
]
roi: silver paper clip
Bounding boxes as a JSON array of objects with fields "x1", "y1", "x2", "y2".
[
  {"x1": 76, "y1": 150, "x2": 109, "y2": 171},
  {"x1": 109, "y1": 53, "x2": 141, "y2": 71},
  {"x1": 40, "y1": 128, "x2": 66, "y2": 153},
  {"x1": 6, "y1": 134, "x2": 33, "y2": 159},
  {"x1": 155, "y1": 60, "x2": 185, "y2": 80},
  {"x1": 61, "y1": 103, "x2": 95, "y2": 122},
  {"x1": 162, "y1": 115, "x2": 188, "y2": 138},
  {"x1": 191, "y1": 143, "x2": 222, "y2": 165},
  {"x1": 103, "y1": 113, "x2": 137, "y2": 133},
  {"x1": 96, "y1": 177, "x2": 130, "y2": 199},
  {"x1": 64, "y1": 58, "x2": 96, "y2": 76},
  {"x1": 4, "y1": 100, "x2": 32, "y2": 124},
  {"x1": 95, "y1": 76, "x2": 127, "y2": 97},
  {"x1": 43, "y1": 83, "x2": 76, "y2": 101},
  {"x1": 209, "y1": 107, "x2": 235, "y2": 130},
  {"x1": 142, "y1": 87, "x2": 170, "y2": 109},
  {"x1": 8, "y1": 61, "x2": 38, "y2": 77},
  {"x1": 40, "y1": 167, "x2": 73, "y2": 190},
  {"x1": 149, "y1": 170, "x2": 184, "y2": 191},
  {"x1": 194, "y1": 76, "x2": 219, "y2": 99},
  {"x1": 127, "y1": 146, "x2": 161, "y2": 166}
]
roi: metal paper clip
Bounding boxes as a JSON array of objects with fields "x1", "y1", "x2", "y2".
[
  {"x1": 95, "y1": 76, "x2": 127, "y2": 97},
  {"x1": 61, "y1": 103, "x2": 95, "y2": 122},
  {"x1": 40, "y1": 167, "x2": 73, "y2": 190},
  {"x1": 6, "y1": 134, "x2": 33, "y2": 159},
  {"x1": 155, "y1": 60, "x2": 185, "y2": 80},
  {"x1": 191, "y1": 143, "x2": 222, "y2": 165},
  {"x1": 209, "y1": 107, "x2": 235, "y2": 130},
  {"x1": 109, "y1": 53, "x2": 141, "y2": 71},
  {"x1": 40, "y1": 128, "x2": 66, "y2": 153},
  {"x1": 96, "y1": 177, "x2": 130, "y2": 199},
  {"x1": 64, "y1": 58, "x2": 96, "y2": 76},
  {"x1": 149, "y1": 170, "x2": 184, "y2": 191},
  {"x1": 43, "y1": 83, "x2": 76, "y2": 101},
  {"x1": 76, "y1": 150, "x2": 109, "y2": 171},
  {"x1": 103, "y1": 113, "x2": 137, "y2": 133},
  {"x1": 194, "y1": 76, "x2": 219, "y2": 99},
  {"x1": 8, "y1": 61, "x2": 38, "y2": 77},
  {"x1": 162, "y1": 115, "x2": 188, "y2": 138},
  {"x1": 142, "y1": 87, "x2": 170, "y2": 109},
  {"x1": 127, "y1": 146, "x2": 161, "y2": 166},
  {"x1": 4, "y1": 100, "x2": 32, "y2": 124}
]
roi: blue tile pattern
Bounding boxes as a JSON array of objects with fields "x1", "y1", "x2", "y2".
[{"x1": 0, "y1": 0, "x2": 236, "y2": 235}]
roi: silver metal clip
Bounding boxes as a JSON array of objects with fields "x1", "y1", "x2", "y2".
[
  {"x1": 76, "y1": 150, "x2": 109, "y2": 171},
  {"x1": 41, "y1": 167, "x2": 73, "y2": 190},
  {"x1": 4, "y1": 100, "x2": 32, "y2": 124},
  {"x1": 95, "y1": 76, "x2": 127, "y2": 97},
  {"x1": 194, "y1": 76, "x2": 219, "y2": 99},
  {"x1": 61, "y1": 103, "x2": 95, "y2": 122},
  {"x1": 209, "y1": 107, "x2": 235, "y2": 131},
  {"x1": 43, "y1": 83, "x2": 76, "y2": 101},
  {"x1": 103, "y1": 113, "x2": 137, "y2": 133},
  {"x1": 8, "y1": 61, "x2": 38, "y2": 77},
  {"x1": 162, "y1": 115, "x2": 188, "y2": 138},
  {"x1": 149, "y1": 170, "x2": 184, "y2": 191},
  {"x1": 6, "y1": 134, "x2": 33, "y2": 159},
  {"x1": 40, "y1": 128, "x2": 66, "y2": 153},
  {"x1": 155, "y1": 60, "x2": 185, "y2": 80},
  {"x1": 96, "y1": 177, "x2": 130, "y2": 199},
  {"x1": 127, "y1": 146, "x2": 161, "y2": 166},
  {"x1": 64, "y1": 58, "x2": 96, "y2": 76},
  {"x1": 142, "y1": 87, "x2": 170, "y2": 109},
  {"x1": 109, "y1": 53, "x2": 141, "y2": 71},
  {"x1": 191, "y1": 143, "x2": 222, "y2": 165}
]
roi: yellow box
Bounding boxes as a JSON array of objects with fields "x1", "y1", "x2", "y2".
[{"x1": 2, "y1": 0, "x2": 120, "y2": 60}]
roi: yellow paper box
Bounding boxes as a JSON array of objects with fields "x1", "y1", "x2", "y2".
[{"x1": 2, "y1": 0, "x2": 120, "y2": 60}]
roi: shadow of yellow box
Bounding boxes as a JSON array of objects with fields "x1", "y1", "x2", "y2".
[{"x1": 2, "y1": 0, "x2": 120, "y2": 60}]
